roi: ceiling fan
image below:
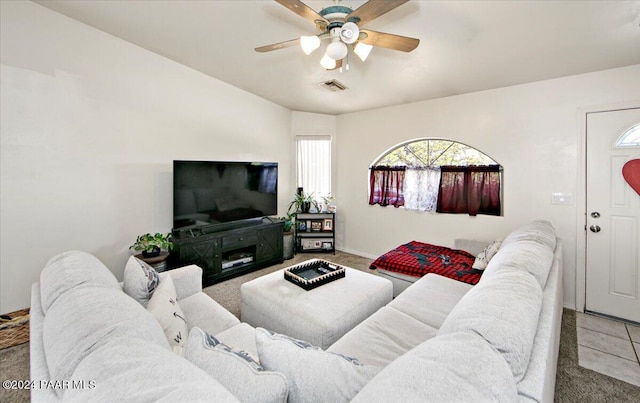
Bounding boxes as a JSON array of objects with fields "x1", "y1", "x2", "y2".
[{"x1": 255, "y1": 0, "x2": 419, "y2": 70}]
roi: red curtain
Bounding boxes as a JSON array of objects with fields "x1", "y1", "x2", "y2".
[
  {"x1": 369, "y1": 166, "x2": 406, "y2": 207},
  {"x1": 437, "y1": 165, "x2": 501, "y2": 216}
]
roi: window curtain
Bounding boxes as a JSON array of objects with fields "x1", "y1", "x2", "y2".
[
  {"x1": 437, "y1": 165, "x2": 501, "y2": 216},
  {"x1": 369, "y1": 166, "x2": 406, "y2": 207},
  {"x1": 404, "y1": 167, "x2": 441, "y2": 212},
  {"x1": 296, "y1": 136, "x2": 331, "y2": 197}
]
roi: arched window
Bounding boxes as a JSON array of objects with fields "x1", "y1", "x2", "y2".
[
  {"x1": 375, "y1": 139, "x2": 497, "y2": 167},
  {"x1": 369, "y1": 139, "x2": 502, "y2": 216},
  {"x1": 615, "y1": 124, "x2": 640, "y2": 147}
]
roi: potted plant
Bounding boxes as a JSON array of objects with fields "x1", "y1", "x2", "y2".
[
  {"x1": 320, "y1": 193, "x2": 335, "y2": 213},
  {"x1": 288, "y1": 192, "x2": 319, "y2": 214},
  {"x1": 280, "y1": 213, "x2": 294, "y2": 233},
  {"x1": 130, "y1": 232, "x2": 174, "y2": 259},
  {"x1": 279, "y1": 213, "x2": 295, "y2": 260}
]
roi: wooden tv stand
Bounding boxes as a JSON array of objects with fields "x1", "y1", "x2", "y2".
[{"x1": 171, "y1": 217, "x2": 284, "y2": 286}]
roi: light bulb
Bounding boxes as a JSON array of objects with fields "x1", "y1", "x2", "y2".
[
  {"x1": 320, "y1": 53, "x2": 337, "y2": 69},
  {"x1": 326, "y1": 40, "x2": 348, "y2": 60},
  {"x1": 354, "y1": 42, "x2": 373, "y2": 62},
  {"x1": 300, "y1": 35, "x2": 321, "y2": 55},
  {"x1": 339, "y1": 22, "x2": 359, "y2": 45}
]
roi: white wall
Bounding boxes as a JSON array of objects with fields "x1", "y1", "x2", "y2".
[
  {"x1": 335, "y1": 65, "x2": 640, "y2": 309},
  {"x1": 2, "y1": 3, "x2": 639, "y2": 315},
  {"x1": 0, "y1": 1, "x2": 292, "y2": 313}
]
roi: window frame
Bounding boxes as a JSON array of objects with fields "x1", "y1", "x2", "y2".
[
  {"x1": 372, "y1": 137, "x2": 499, "y2": 168},
  {"x1": 615, "y1": 123, "x2": 640, "y2": 147},
  {"x1": 295, "y1": 135, "x2": 332, "y2": 199},
  {"x1": 369, "y1": 137, "x2": 503, "y2": 216}
]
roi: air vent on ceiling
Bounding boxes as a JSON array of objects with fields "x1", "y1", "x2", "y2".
[{"x1": 318, "y1": 79, "x2": 348, "y2": 92}]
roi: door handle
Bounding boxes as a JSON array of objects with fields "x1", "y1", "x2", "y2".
[{"x1": 589, "y1": 225, "x2": 601, "y2": 233}]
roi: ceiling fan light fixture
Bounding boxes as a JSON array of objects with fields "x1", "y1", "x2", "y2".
[
  {"x1": 339, "y1": 22, "x2": 359, "y2": 44},
  {"x1": 326, "y1": 40, "x2": 348, "y2": 60},
  {"x1": 320, "y1": 53, "x2": 337, "y2": 69},
  {"x1": 354, "y1": 42, "x2": 373, "y2": 62},
  {"x1": 300, "y1": 35, "x2": 321, "y2": 55}
]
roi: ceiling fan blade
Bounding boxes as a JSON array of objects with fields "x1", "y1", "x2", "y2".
[
  {"x1": 255, "y1": 38, "x2": 300, "y2": 53},
  {"x1": 346, "y1": 0, "x2": 409, "y2": 27},
  {"x1": 359, "y1": 30, "x2": 419, "y2": 52},
  {"x1": 276, "y1": 0, "x2": 329, "y2": 31}
]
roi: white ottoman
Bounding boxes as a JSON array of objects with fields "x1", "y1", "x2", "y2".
[{"x1": 241, "y1": 262, "x2": 393, "y2": 349}]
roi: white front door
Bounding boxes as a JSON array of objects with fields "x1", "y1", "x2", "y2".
[{"x1": 585, "y1": 107, "x2": 640, "y2": 323}]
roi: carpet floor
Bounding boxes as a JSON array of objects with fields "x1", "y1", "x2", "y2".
[{"x1": 2, "y1": 251, "x2": 639, "y2": 402}]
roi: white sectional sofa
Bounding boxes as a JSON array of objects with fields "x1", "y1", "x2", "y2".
[
  {"x1": 30, "y1": 220, "x2": 561, "y2": 402},
  {"x1": 331, "y1": 220, "x2": 563, "y2": 402}
]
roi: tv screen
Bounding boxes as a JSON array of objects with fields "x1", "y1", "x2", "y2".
[{"x1": 173, "y1": 161, "x2": 278, "y2": 230}]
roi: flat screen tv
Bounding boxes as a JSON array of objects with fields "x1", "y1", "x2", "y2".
[{"x1": 173, "y1": 160, "x2": 278, "y2": 231}]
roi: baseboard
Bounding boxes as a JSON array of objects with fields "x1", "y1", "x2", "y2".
[{"x1": 335, "y1": 246, "x2": 378, "y2": 260}]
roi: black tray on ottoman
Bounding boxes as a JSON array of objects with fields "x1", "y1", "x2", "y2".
[{"x1": 284, "y1": 259, "x2": 346, "y2": 290}]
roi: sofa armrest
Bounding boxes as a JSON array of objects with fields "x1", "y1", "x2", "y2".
[
  {"x1": 30, "y1": 282, "x2": 59, "y2": 402},
  {"x1": 454, "y1": 239, "x2": 490, "y2": 256},
  {"x1": 159, "y1": 264, "x2": 202, "y2": 300}
]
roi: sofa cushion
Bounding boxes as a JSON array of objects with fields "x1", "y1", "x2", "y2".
[
  {"x1": 482, "y1": 220, "x2": 556, "y2": 288},
  {"x1": 66, "y1": 337, "x2": 239, "y2": 402},
  {"x1": 351, "y1": 332, "x2": 518, "y2": 403},
  {"x1": 501, "y1": 220, "x2": 556, "y2": 250},
  {"x1": 255, "y1": 328, "x2": 380, "y2": 403},
  {"x1": 215, "y1": 323, "x2": 259, "y2": 362},
  {"x1": 472, "y1": 240, "x2": 502, "y2": 270},
  {"x1": 40, "y1": 250, "x2": 120, "y2": 314},
  {"x1": 437, "y1": 270, "x2": 542, "y2": 382},
  {"x1": 327, "y1": 306, "x2": 438, "y2": 368},
  {"x1": 454, "y1": 239, "x2": 491, "y2": 256},
  {"x1": 147, "y1": 275, "x2": 188, "y2": 355},
  {"x1": 42, "y1": 286, "x2": 169, "y2": 395},
  {"x1": 388, "y1": 273, "x2": 473, "y2": 329},
  {"x1": 160, "y1": 264, "x2": 203, "y2": 300},
  {"x1": 123, "y1": 255, "x2": 160, "y2": 307},
  {"x1": 186, "y1": 327, "x2": 288, "y2": 403},
  {"x1": 517, "y1": 251, "x2": 563, "y2": 402},
  {"x1": 483, "y1": 240, "x2": 554, "y2": 288},
  {"x1": 180, "y1": 292, "x2": 241, "y2": 336}
]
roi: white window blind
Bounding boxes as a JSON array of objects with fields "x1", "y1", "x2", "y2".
[{"x1": 296, "y1": 135, "x2": 331, "y2": 198}]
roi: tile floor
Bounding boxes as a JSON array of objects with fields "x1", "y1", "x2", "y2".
[{"x1": 576, "y1": 312, "x2": 640, "y2": 387}]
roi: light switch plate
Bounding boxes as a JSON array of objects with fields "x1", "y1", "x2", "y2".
[{"x1": 551, "y1": 192, "x2": 574, "y2": 205}]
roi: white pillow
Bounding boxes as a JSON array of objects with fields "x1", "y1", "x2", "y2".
[
  {"x1": 147, "y1": 275, "x2": 188, "y2": 355},
  {"x1": 255, "y1": 328, "x2": 380, "y2": 403},
  {"x1": 123, "y1": 256, "x2": 160, "y2": 307},
  {"x1": 472, "y1": 240, "x2": 502, "y2": 270},
  {"x1": 186, "y1": 327, "x2": 288, "y2": 403}
]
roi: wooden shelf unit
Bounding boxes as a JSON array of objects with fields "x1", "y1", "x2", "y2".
[{"x1": 294, "y1": 212, "x2": 335, "y2": 254}]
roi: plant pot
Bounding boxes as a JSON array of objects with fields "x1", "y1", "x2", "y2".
[
  {"x1": 283, "y1": 232, "x2": 294, "y2": 260},
  {"x1": 142, "y1": 247, "x2": 161, "y2": 258},
  {"x1": 136, "y1": 251, "x2": 170, "y2": 266},
  {"x1": 302, "y1": 202, "x2": 311, "y2": 213}
]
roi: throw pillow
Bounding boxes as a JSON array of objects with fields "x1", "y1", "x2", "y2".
[
  {"x1": 255, "y1": 327, "x2": 380, "y2": 403},
  {"x1": 185, "y1": 327, "x2": 288, "y2": 403},
  {"x1": 472, "y1": 240, "x2": 502, "y2": 270},
  {"x1": 147, "y1": 275, "x2": 188, "y2": 355},
  {"x1": 123, "y1": 256, "x2": 160, "y2": 307}
]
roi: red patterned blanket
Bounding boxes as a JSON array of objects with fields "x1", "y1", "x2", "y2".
[{"x1": 370, "y1": 241, "x2": 482, "y2": 285}]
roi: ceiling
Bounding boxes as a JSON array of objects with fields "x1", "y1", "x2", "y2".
[{"x1": 35, "y1": 0, "x2": 640, "y2": 115}]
